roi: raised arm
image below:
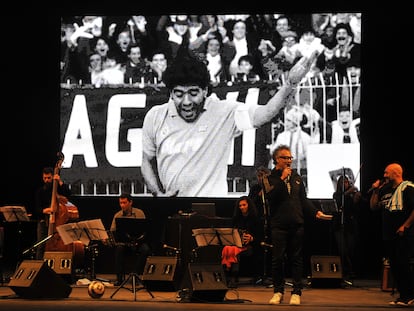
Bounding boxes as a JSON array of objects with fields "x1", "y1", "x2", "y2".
[{"x1": 252, "y1": 52, "x2": 318, "y2": 128}]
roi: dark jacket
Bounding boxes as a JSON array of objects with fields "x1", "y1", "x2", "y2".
[{"x1": 267, "y1": 168, "x2": 318, "y2": 229}]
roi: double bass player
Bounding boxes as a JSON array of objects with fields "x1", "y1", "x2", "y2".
[{"x1": 34, "y1": 153, "x2": 79, "y2": 260}]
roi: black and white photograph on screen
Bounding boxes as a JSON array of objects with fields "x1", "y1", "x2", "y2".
[{"x1": 59, "y1": 13, "x2": 361, "y2": 199}]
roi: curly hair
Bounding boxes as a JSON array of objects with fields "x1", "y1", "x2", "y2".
[
  {"x1": 163, "y1": 54, "x2": 210, "y2": 90},
  {"x1": 271, "y1": 144, "x2": 291, "y2": 163},
  {"x1": 233, "y1": 195, "x2": 258, "y2": 218}
]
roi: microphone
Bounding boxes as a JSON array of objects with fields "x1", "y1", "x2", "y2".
[
  {"x1": 367, "y1": 179, "x2": 385, "y2": 194},
  {"x1": 163, "y1": 244, "x2": 179, "y2": 252},
  {"x1": 260, "y1": 241, "x2": 273, "y2": 248},
  {"x1": 286, "y1": 164, "x2": 291, "y2": 181}
]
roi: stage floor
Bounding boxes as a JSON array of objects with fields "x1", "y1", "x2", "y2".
[{"x1": 0, "y1": 274, "x2": 404, "y2": 311}]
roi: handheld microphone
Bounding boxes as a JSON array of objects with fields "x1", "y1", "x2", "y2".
[
  {"x1": 260, "y1": 241, "x2": 273, "y2": 248},
  {"x1": 286, "y1": 164, "x2": 291, "y2": 179},
  {"x1": 285, "y1": 164, "x2": 292, "y2": 183},
  {"x1": 367, "y1": 178, "x2": 385, "y2": 194}
]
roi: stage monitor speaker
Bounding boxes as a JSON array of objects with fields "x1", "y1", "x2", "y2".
[
  {"x1": 141, "y1": 256, "x2": 180, "y2": 291},
  {"x1": 179, "y1": 263, "x2": 228, "y2": 302},
  {"x1": 310, "y1": 255, "x2": 342, "y2": 288},
  {"x1": 43, "y1": 251, "x2": 73, "y2": 274},
  {"x1": 8, "y1": 260, "x2": 72, "y2": 299}
]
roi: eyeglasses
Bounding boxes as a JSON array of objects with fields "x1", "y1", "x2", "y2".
[
  {"x1": 278, "y1": 156, "x2": 293, "y2": 160},
  {"x1": 172, "y1": 87, "x2": 203, "y2": 99}
]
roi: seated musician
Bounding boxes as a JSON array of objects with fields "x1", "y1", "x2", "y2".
[
  {"x1": 221, "y1": 196, "x2": 264, "y2": 288},
  {"x1": 109, "y1": 192, "x2": 151, "y2": 286}
]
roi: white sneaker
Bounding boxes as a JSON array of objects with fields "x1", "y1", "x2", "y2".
[
  {"x1": 269, "y1": 292, "x2": 283, "y2": 304},
  {"x1": 290, "y1": 294, "x2": 301, "y2": 305}
]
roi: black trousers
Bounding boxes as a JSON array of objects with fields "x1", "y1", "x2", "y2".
[
  {"x1": 271, "y1": 225, "x2": 304, "y2": 295},
  {"x1": 385, "y1": 235, "x2": 414, "y2": 300},
  {"x1": 114, "y1": 242, "x2": 151, "y2": 280}
]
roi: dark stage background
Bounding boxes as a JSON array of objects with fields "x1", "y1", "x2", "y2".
[{"x1": 1, "y1": 8, "x2": 411, "y2": 279}]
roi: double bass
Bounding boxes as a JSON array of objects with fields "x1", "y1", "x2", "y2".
[{"x1": 44, "y1": 152, "x2": 84, "y2": 267}]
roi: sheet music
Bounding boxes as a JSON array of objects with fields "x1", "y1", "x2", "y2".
[
  {"x1": 56, "y1": 218, "x2": 108, "y2": 245},
  {"x1": 192, "y1": 228, "x2": 242, "y2": 247},
  {"x1": 80, "y1": 219, "x2": 108, "y2": 241},
  {"x1": 57, "y1": 222, "x2": 88, "y2": 245},
  {"x1": 215, "y1": 228, "x2": 243, "y2": 247},
  {"x1": 192, "y1": 228, "x2": 220, "y2": 246},
  {"x1": 0, "y1": 206, "x2": 30, "y2": 222}
]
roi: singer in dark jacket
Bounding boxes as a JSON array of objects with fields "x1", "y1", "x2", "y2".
[{"x1": 266, "y1": 144, "x2": 330, "y2": 305}]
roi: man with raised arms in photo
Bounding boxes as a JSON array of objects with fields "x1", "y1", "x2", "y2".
[{"x1": 141, "y1": 51, "x2": 317, "y2": 197}]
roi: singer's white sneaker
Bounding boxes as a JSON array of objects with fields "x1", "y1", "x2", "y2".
[{"x1": 269, "y1": 292, "x2": 283, "y2": 304}]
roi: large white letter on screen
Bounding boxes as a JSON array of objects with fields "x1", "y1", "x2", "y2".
[
  {"x1": 62, "y1": 95, "x2": 98, "y2": 168},
  {"x1": 106, "y1": 94, "x2": 146, "y2": 167}
]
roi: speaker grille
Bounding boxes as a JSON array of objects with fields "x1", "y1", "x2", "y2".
[
  {"x1": 142, "y1": 256, "x2": 180, "y2": 291},
  {"x1": 180, "y1": 263, "x2": 228, "y2": 302}
]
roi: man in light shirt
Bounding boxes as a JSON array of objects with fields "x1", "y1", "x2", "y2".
[{"x1": 141, "y1": 51, "x2": 317, "y2": 197}]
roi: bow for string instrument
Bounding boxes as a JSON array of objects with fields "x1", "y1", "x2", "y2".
[{"x1": 44, "y1": 152, "x2": 84, "y2": 268}]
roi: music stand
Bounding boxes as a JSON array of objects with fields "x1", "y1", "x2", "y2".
[
  {"x1": 192, "y1": 228, "x2": 243, "y2": 248},
  {"x1": 1, "y1": 206, "x2": 30, "y2": 264},
  {"x1": 57, "y1": 219, "x2": 108, "y2": 247},
  {"x1": 57, "y1": 219, "x2": 108, "y2": 280},
  {"x1": 110, "y1": 218, "x2": 154, "y2": 301},
  {"x1": 0, "y1": 206, "x2": 30, "y2": 222},
  {"x1": 113, "y1": 218, "x2": 148, "y2": 244}
]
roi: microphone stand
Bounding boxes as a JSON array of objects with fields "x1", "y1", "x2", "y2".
[
  {"x1": 22, "y1": 234, "x2": 54, "y2": 258},
  {"x1": 337, "y1": 167, "x2": 354, "y2": 287},
  {"x1": 255, "y1": 175, "x2": 273, "y2": 287}
]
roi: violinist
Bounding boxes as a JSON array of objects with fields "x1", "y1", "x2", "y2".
[
  {"x1": 332, "y1": 174, "x2": 362, "y2": 281},
  {"x1": 34, "y1": 166, "x2": 71, "y2": 259}
]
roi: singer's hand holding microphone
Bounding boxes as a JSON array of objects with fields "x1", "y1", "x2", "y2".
[
  {"x1": 368, "y1": 178, "x2": 386, "y2": 194},
  {"x1": 282, "y1": 166, "x2": 292, "y2": 181}
]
